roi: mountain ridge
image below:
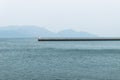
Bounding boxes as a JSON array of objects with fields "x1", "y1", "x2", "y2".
[{"x1": 0, "y1": 26, "x2": 97, "y2": 38}]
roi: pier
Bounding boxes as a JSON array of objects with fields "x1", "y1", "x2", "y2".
[{"x1": 38, "y1": 38, "x2": 120, "y2": 41}]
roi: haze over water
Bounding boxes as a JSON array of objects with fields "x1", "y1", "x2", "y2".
[{"x1": 0, "y1": 38, "x2": 120, "y2": 80}]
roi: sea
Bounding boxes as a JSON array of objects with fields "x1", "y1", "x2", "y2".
[{"x1": 0, "y1": 38, "x2": 120, "y2": 80}]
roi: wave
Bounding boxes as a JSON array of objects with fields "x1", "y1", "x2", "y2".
[
  {"x1": 39, "y1": 48, "x2": 120, "y2": 53},
  {"x1": 1, "y1": 47, "x2": 120, "y2": 54}
]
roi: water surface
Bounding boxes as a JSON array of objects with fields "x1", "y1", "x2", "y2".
[{"x1": 0, "y1": 38, "x2": 120, "y2": 80}]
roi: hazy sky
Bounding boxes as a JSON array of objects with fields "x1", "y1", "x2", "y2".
[{"x1": 0, "y1": 0, "x2": 120, "y2": 36}]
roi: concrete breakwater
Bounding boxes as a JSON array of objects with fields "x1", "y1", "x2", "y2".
[{"x1": 38, "y1": 38, "x2": 120, "y2": 41}]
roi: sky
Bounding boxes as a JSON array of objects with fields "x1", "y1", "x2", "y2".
[{"x1": 0, "y1": 0, "x2": 120, "y2": 37}]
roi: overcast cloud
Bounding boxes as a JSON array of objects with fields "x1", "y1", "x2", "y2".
[{"x1": 0, "y1": 0, "x2": 120, "y2": 36}]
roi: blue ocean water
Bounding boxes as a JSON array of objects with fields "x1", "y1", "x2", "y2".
[{"x1": 0, "y1": 38, "x2": 120, "y2": 80}]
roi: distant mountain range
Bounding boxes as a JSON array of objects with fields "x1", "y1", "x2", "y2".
[{"x1": 0, "y1": 26, "x2": 97, "y2": 38}]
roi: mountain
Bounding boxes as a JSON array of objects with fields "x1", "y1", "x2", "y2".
[
  {"x1": 0, "y1": 26, "x2": 97, "y2": 38},
  {"x1": 56, "y1": 29, "x2": 96, "y2": 37}
]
